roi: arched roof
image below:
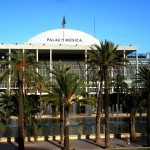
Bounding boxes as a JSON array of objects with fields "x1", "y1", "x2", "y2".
[{"x1": 25, "y1": 29, "x2": 100, "y2": 46}]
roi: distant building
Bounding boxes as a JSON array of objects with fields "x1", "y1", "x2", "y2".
[
  {"x1": 0, "y1": 29, "x2": 139, "y2": 93},
  {"x1": 2, "y1": 28, "x2": 150, "y2": 114},
  {"x1": 0, "y1": 29, "x2": 139, "y2": 89},
  {"x1": 127, "y1": 52, "x2": 150, "y2": 86}
]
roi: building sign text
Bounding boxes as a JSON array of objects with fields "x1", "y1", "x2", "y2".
[{"x1": 47, "y1": 38, "x2": 82, "y2": 43}]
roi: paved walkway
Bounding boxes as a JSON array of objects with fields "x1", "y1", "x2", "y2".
[{"x1": 0, "y1": 137, "x2": 149, "y2": 150}]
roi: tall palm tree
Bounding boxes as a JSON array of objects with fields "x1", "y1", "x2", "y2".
[
  {"x1": 59, "y1": 73, "x2": 85, "y2": 150},
  {"x1": 0, "y1": 50, "x2": 43, "y2": 150},
  {"x1": 138, "y1": 66, "x2": 150, "y2": 146},
  {"x1": 87, "y1": 62, "x2": 103, "y2": 143},
  {"x1": 48, "y1": 62, "x2": 71, "y2": 145},
  {"x1": 50, "y1": 62, "x2": 88, "y2": 150},
  {"x1": 87, "y1": 39, "x2": 128, "y2": 148}
]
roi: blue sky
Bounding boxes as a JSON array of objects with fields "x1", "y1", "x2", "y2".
[{"x1": 0, "y1": 0, "x2": 150, "y2": 53}]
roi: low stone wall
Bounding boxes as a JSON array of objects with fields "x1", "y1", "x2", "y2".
[{"x1": 0, "y1": 133, "x2": 146, "y2": 142}]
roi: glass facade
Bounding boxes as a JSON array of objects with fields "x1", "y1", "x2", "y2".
[{"x1": 0, "y1": 45, "x2": 149, "y2": 94}]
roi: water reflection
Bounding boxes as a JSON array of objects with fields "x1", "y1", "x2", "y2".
[{"x1": 0, "y1": 116, "x2": 147, "y2": 137}]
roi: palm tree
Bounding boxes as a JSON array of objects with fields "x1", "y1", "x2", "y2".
[
  {"x1": 50, "y1": 62, "x2": 88, "y2": 150},
  {"x1": 123, "y1": 83, "x2": 145, "y2": 142},
  {"x1": 0, "y1": 50, "x2": 43, "y2": 150},
  {"x1": 59, "y1": 73, "x2": 86, "y2": 150},
  {"x1": 138, "y1": 66, "x2": 150, "y2": 146},
  {"x1": 87, "y1": 62, "x2": 103, "y2": 143},
  {"x1": 48, "y1": 62, "x2": 71, "y2": 145},
  {"x1": 87, "y1": 39, "x2": 128, "y2": 148},
  {"x1": 111, "y1": 74, "x2": 128, "y2": 115}
]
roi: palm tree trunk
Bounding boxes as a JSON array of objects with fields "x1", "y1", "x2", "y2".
[
  {"x1": 130, "y1": 110, "x2": 136, "y2": 142},
  {"x1": 64, "y1": 105, "x2": 70, "y2": 150},
  {"x1": 147, "y1": 90, "x2": 150, "y2": 146},
  {"x1": 95, "y1": 73, "x2": 103, "y2": 144},
  {"x1": 18, "y1": 78, "x2": 25, "y2": 150},
  {"x1": 104, "y1": 68, "x2": 110, "y2": 148},
  {"x1": 60, "y1": 104, "x2": 64, "y2": 144}
]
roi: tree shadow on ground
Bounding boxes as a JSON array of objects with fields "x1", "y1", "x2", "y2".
[
  {"x1": 46, "y1": 140, "x2": 63, "y2": 149},
  {"x1": 0, "y1": 143, "x2": 17, "y2": 150},
  {"x1": 80, "y1": 139, "x2": 105, "y2": 149}
]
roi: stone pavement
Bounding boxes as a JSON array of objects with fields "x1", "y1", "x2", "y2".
[{"x1": 0, "y1": 137, "x2": 149, "y2": 150}]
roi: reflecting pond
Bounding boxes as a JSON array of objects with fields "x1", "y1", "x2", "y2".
[{"x1": 0, "y1": 116, "x2": 147, "y2": 137}]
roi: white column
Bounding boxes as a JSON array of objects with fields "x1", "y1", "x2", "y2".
[
  {"x1": 136, "y1": 49, "x2": 139, "y2": 88},
  {"x1": 111, "y1": 67, "x2": 114, "y2": 93},
  {"x1": 8, "y1": 49, "x2": 11, "y2": 92},
  {"x1": 50, "y1": 49, "x2": 52, "y2": 80},
  {"x1": 36, "y1": 49, "x2": 39, "y2": 95},
  {"x1": 136, "y1": 49, "x2": 138, "y2": 72},
  {"x1": 123, "y1": 49, "x2": 126, "y2": 77},
  {"x1": 85, "y1": 49, "x2": 88, "y2": 93},
  {"x1": 36, "y1": 49, "x2": 39, "y2": 73},
  {"x1": 23, "y1": 49, "x2": 25, "y2": 94}
]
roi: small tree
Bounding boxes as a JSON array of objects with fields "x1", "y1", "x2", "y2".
[
  {"x1": 0, "y1": 91, "x2": 42, "y2": 138},
  {"x1": 123, "y1": 83, "x2": 145, "y2": 142}
]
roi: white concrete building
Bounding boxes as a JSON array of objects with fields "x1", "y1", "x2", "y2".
[{"x1": 0, "y1": 29, "x2": 138, "y2": 93}]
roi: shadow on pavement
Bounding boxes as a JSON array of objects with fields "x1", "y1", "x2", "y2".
[
  {"x1": 80, "y1": 139, "x2": 105, "y2": 149},
  {"x1": 0, "y1": 142, "x2": 17, "y2": 150},
  {"x1": 46, "y1": 140, "x2": 63, "y2": 149}
]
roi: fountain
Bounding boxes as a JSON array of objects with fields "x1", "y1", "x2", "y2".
[
  {"x1": 0, "y1": 102, "x2": 147, "y2": 138},
  {"x1": 72, "y1": 103, "x2": 77, "y2": 116},
  {"x1": 85, "y1": 104, "x2": 91, "y2": 116},
  {"x1": 0, "y1": 115, "x2": 146, "y2": 138}
]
